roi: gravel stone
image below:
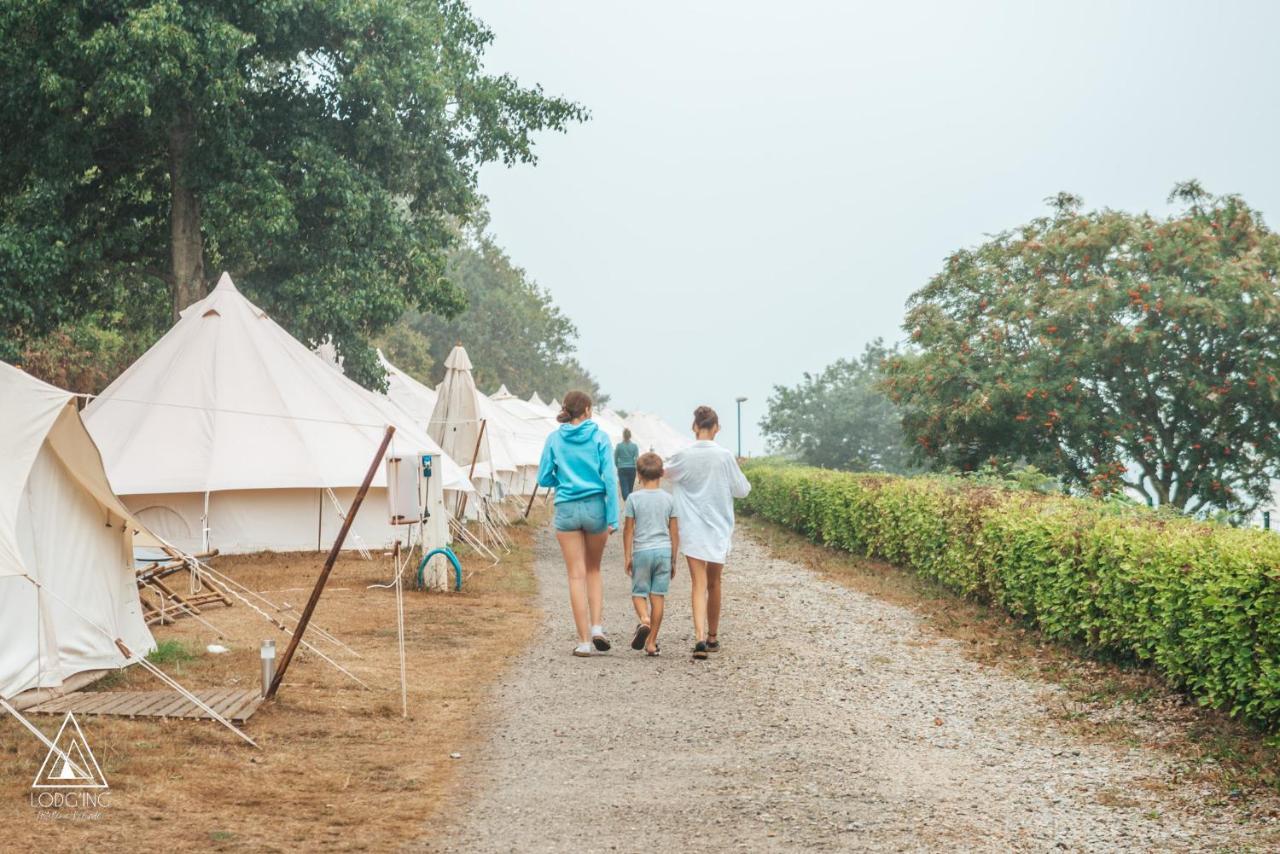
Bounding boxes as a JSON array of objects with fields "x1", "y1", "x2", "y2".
[{"x1": 421, "y1": 526, "x2": 1273, "y2": 852}]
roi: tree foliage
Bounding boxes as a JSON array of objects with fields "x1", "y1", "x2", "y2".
[
  {"x1": 882, "y1": 184, "x2": 1280, "y2": 514},
  {"x1": 378, "y1": 226, "x2": 604, "y2": 400},
  {"x1": 760, "y1": 339, "x2": 914, "y2": 473},
  {"x1": 0, "y1": 0, "x2": 586, "y2": 388}
]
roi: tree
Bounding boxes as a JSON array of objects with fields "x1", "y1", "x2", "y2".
[
  {"x1": 760, "y1": 339, "x2": 915, "y2": 473},
  {"x1": 0, "y1": 0, "x2": 586, "y2": 386},
  {"x1": 378, "y1": 226, "x2": 605, "y2": 400},
  {"x1": 882, "y1": 184, "x2": 1280, "y2": 514}
]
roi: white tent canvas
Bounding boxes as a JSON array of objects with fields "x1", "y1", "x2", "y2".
[
  {"x1": 83, "y1": 273, "x2": 468, "y2": 555},
  {"x1": 0, "y1": 362, "x2": 158, "y2": 700},
  {"x1": 425, "y1": 345, "x2": 552, "y2": 496},
  {"x1": 490, "y1": 385, "x2": 558, "y2": 434},
  {"x1": 624, "y1": 411, "x2": 695, "y2": 458},
  {"x1": 381, "y1": 350, "x2": 545, "y2": 493}
]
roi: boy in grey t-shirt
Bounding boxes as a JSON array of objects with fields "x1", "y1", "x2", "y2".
[{"x1": 623, "y1": 452, "x2": 679, "y2": 656}]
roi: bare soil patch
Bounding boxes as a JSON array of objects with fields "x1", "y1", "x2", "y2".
[{"x1": 1, "y1": 514, "x2": 542, "y2": 851}]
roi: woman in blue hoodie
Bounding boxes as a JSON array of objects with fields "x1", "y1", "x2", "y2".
[{"x1": 537, "y1": 390, "x2": 621, "y2": 657}]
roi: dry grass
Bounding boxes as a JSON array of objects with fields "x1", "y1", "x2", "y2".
[
  {"x1": 1, "y1": 512, "x2": 544, "y2": 851},
  {"x1": 740, "y1": 514, "x2": 1280, "y2": 809}
]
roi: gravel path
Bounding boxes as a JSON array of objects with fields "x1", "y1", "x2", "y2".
[{"x1": 423, "y1": 525, "x2": 1270, "y2": 852}]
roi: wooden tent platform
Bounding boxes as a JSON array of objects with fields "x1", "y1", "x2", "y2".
[{"x1": 25, "y1": 688, "x2": 263, "y2": 724}]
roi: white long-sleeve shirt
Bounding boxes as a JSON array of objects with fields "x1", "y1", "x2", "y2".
[{"x1": 663, "y1": 440, "x2": 751, "y2": 563}]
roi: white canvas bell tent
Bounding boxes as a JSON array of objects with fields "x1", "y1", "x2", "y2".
[
  {"x1": 624, "y1": 411, "x2": 695, "y2": 457},
  {"x1": 0, "y1": 362, "x2": 158, "y2": 701},
  {"x1": 83, "y1": 273, "x2": 469, "y2": 555},
  {"x1": 379, "y1": 348, "x2": 439, "y2": 425},
  {"x1": 427, "y1": 345, "x2": 520, "y2": 494},
  {"x1": 480, "y1": 396, "x2": 548, "y2": 495},
  {"x1": 592, "y1": 408, "x2": 628, "y2": 445},
  {"x1": 527, "y1": 392, "x2": 558, "y2": 419},
  {"x1": 380, "y1": 349, "x2": 545, "y2": 494},
  {"x1": 491, "y1": 385, "x2": 558, "y2": 436}
]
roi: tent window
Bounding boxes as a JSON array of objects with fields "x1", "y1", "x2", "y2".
[{"x1": 202, "y1": 309, "x2": 220, "y2": 318}]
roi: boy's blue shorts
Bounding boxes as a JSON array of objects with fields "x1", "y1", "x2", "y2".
[
  {"x1": 553, "y1": 495, "x2": 608, "y2": 534},
  {"x1": 631, "y1": 548, "x2": 672, "y2": 598}
]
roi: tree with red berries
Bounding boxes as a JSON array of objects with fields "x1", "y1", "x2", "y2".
[{"x1": 882, "y1": 183, "x2": 1280, "y2": 514}]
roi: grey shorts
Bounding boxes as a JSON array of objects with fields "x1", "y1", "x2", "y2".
[
  {"x1": 553, "y1": 495, "x2": 608, "y2": 534},
  {"x1": 631, "y1": 548, "x2": 672, "y2": 597}
]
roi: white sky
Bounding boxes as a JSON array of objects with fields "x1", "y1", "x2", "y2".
[{"x1": 471, "y1": 0, "x2": 1280, "y2": 455}]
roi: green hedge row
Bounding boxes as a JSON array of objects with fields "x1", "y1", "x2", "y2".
[{"x1": 741, "y1": 462, "x2": 1280, "y2": 730}]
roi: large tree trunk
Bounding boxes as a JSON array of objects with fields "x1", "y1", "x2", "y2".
[{"x1": 169, "y1": 109, "x2": 206, "y2": 320}]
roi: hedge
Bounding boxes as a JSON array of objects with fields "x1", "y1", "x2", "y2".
[{"x1": 741, "y1": 462, "x2": 1280, "y2": 731}]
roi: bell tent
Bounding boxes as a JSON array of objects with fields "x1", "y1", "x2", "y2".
[
  {"x1": 83, "y1": 273, "x2": 468, "y2": 555},
  {"x1": 0, "y1": 362, "x2": 158, "y2": 702}
]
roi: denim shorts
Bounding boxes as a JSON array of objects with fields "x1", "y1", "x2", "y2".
[
  {"x1": 631, "y1": 548, "x2": 672, "y2": 598},
  {"x1": 553, "y1": 495, "x2": 608, "y2": 534}
]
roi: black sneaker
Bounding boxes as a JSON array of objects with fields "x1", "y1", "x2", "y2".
[
  {"x1": 692, "y1": 641, "x2": 709, "y2": 660},
  {"x1": 705, "y1": 638, "x2": 721, "y2": 653}
]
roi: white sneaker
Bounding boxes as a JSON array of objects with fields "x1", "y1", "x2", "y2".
[{"x1": 572, "y1": 642, "x2": 594, "y2": 657}]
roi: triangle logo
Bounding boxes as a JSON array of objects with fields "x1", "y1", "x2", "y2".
[{"x1": 32, "y1": 713, "x2": 108, "y2": 789}]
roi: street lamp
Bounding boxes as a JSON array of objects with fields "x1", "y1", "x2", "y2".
[{"x1": 734, "y1": 396, "x2": 748, "y2": 458}]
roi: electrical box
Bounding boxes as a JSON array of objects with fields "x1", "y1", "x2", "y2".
[{"x1": 386, "y1": 454, "x2": 421, "y2": 525}]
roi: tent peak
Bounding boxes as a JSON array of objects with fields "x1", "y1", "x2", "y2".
[
  {"x1": 213, "y1": 271, "x2": 237, "y2": 292},
  {"x1": 443, "y1": 345, "x2": 473, "y2": 372}
]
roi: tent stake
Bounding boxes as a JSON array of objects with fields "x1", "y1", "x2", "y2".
[{"x1": 267, "y1": 426, "x2": 394, "y2": 700}]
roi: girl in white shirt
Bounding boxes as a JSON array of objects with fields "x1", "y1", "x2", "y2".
[{"x1": 663, "y1": 405, "x2": 751, "y2": 659}]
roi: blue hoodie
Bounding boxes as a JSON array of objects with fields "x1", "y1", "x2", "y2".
[{"x1": 537, "y1": 420, "x2": 620, "y2": 529}]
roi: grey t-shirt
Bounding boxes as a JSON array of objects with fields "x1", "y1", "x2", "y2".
[{"x1": 624, "y1": 488, "x2": 676, "y2": 552}]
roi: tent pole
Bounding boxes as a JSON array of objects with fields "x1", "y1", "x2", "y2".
[
  {"x1": 454, "y1": 418, "x2": 487, "y2": 521},
  {"x1": 393, "y1": 541, "x2": 409, "y2": 718},
  {"x1": 523, "y1": 486, "x2": 538, "y2": 519},
  {"x1": 268, "y1": 425, "x2": 394, "y2": 700}
]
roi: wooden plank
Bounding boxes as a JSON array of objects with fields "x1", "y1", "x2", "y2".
[
  {"x1": 151, "y1": 693, "x2": 196, "y2": 718},
  {"x1": 230, "y1": 701, "x2": 262, "y2": 724},
  {"x1": 207, "y1": 689, "x2": 247, "y2": 719},
  {"x1": 112, "y1": 694, "x2": 158, "y2": 717},
  {"x1": 150, "y1": 578, "x2": 202, "y2": 615},
  {"x1": 27, "y1": 694, "x2": 76, "y2": 714},
  {"x1": 26, "y1": 687, "x2": 263, "y2": 722},
  {"x1": 72, "y1": 693, "x2": 124, "y2": 715},
  {"x1": 185, "y1": 688, "x2": 236, "y2": 718},
  {"x1": 222, "y1": 691, "x2": 262, "y2": 722},
  {"x1": 127, "y1": 692, "x2": 175, "y2": 717},
  {"x1": 89, "y1": 693, "x2": 141, "y2": 715}
]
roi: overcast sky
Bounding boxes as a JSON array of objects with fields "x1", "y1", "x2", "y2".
[{"x1": 470, "y1": 0, "x2": 1280, "y2": 455}]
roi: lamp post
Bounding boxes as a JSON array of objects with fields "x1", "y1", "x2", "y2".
[{"x1": 734, "y1": 396, "x2": 747, "y2": 458}]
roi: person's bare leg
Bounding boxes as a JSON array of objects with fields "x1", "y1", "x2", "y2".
[
  {"x1": 583, "y1": 529, "x2": 610, "y2": 630},
  {"x1": 687, "y1": 556, "x2": 708, "y2": 642},
  {"x1": 556, "y1": 531, "x2": 590, "y2": 643},
  {"x1": 646, "y1": 594, "x2": 665, "y2": 652},
  {"x1": 706, "y1": 562, "x2": 724, "y2": 642},
  {"x1": 632, "y1": 596, "x2": 650, "y2": 626}
]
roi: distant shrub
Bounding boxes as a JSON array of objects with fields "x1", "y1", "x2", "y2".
[{"x1": 741, "y1": 461, "x2": 1280, "y2": 730}]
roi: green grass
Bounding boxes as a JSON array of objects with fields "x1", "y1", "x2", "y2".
[{"x1": 146, "y1": 639, "x2": 197, "y2": 665}]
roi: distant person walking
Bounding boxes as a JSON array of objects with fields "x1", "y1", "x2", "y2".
[
  {"x1": 663, "y1": 406, "x2": 751, "y2": 660},
  {"x1": 537, "y1": 390, "x2": 620, "y2": 657},
  {"x1": 614, "y1": 428, "x2": 640, "y2": 499}
]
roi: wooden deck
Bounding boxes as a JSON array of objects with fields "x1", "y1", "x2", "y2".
[{"x1": 25, "y1": 688, "x2": 263, "y2": 724}]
